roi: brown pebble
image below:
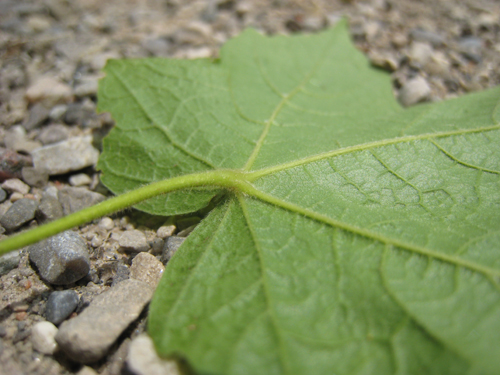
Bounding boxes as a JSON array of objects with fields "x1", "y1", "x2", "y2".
[
  {"x1": 19, "y1": 279, "x2": 32, "y2": 290},
  {"x1": 15, "y1": 312, "x2": 27, "y2": 321}
]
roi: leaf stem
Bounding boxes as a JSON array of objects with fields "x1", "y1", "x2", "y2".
[{"x1": 0, "y1": 170, "x2": 245, "y2": 256}]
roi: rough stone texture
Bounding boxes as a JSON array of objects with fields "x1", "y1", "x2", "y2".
[
  {"x1": 1, "y1": 178, "x2": 30, "y2": 195},
  {"x1": 55, "y1": 279, "x2": 154, "y2": 364},
  {"x1": 25, "y1": 76, "x2": 73, "y2": 106},
  {"x1": 28, "y1": 230, "x2": 90, "y2": 285},
  {"x1": 36, "y1": 194, "x2": 64, "y2": 223},
  {"x1": 118, "y1": 230, "x2": 150, "y2": 253},
  {"x1": 31, "y1": 136, "x2": 99, "y2": 175},
  {"x1": 126, "y1": 334, "x2": 180, "y2": 375},
  {"x1": 31, "y1": 321, "x2": 59, "y2": 355},
  {"x1": 130, "y1": 252, "x2": 165, "y2": 289},
  {"x1": 45, "y1": 290, "x2": 79, "y2": 325},
  {"x1": 68, "y1": 173, "x2": 92, "y2": 186},
  {"x1": 0, "y1": 198, "x2": 38, "y2": 231},
  {"x1": 22, "y1": 102, "x2": 50, "y2": 130},
  {"x1": 161, "y1": 236, "x2": 185, "y2": 263},
  {"x1": 58, "y1": 186, "x2": 105, "y2": 215},
  {"x1": 157, "y1": 225, "x2": 176, "y2": 239},
  {"x1": 21, "y1": 166, "x2": 49, "y2": 188},
  {"x1": 0, "y1": 188, "x2": 7, "y2": 203},
  {"x1": 0, "y1": 251, "x2": 21, "y2": 276}
]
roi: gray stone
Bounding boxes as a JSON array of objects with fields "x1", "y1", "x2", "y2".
[
  {"x1": 127, "y1": 334, "x2": 180, "y2": 375},
  {"x1": 408, "y1": 42, "x2": 434, "y2": 66},
  {"x1": 111, "y1": 263, "x2": 130, "y2": 286},
  {"x1": 37, "y1": 123, "x2": 69, "y2": 145},
  {"x1": 0, "y1": 188, "x2": 7, "y2": 203},
  {"x1": 21, "y1": 166, "x2": 49, "y2": 187},
  {"x1": 58, "y1": 187, "x2": 105, "y2": 215},
  {"x1": 48, "y1": 104, "x2": 68, "y2": 121},
  {"x1": 0, "y1": 250, "x2": 21, "y2": 276},
  {"x1": 32, "y1": 136, "x2": 99, "y2": 175},
  {"x1": 31, "y1": 321, "x2": 58, "y2": 355},
  {"x1": 156, "y1": 225, "x2": 175, "y2": 239},
  {"x1": 37, "y1": 194, "x2": 64, "y2": 222},
  {"x1": 55, "y1": 279, "x2": 154, "y2": 364},
  {"x1": 410, "y1": 28, "x2": 446, "y2": 46},
  {"x1": 1, "y1": 178, "x2": 30, "y2": 195},
  {"x1": 458, "y1": 36, "x2": 482, "y2": 63},
  {"x1": 45, "y1": 290, "x2": 79, "y2": 325},
  {"x1": 118, "y1": 230, "x2": 150, "y2": 253},
  {"x1": 29, "y1": 230, "x2": 90, "y2": 285},
  {"x1": 73, "y1": 78, "x2": 98, "y2": 98},
  {"x1": 64, "y1": 101, "x2": 96, "y2": 126},
  {"x1": 398, "y1": 76, "x2": 431, "y2": 107},
  {"x1": 141, "y1": 37, "x2": 170, "y2": 57},
  {"x1": 161, "y1": 236, "x2": 185, "y2": 263},
  {"x1": 4, "y1": 125, "x2": 43, "y2": 153},
  {"x1": 130, "y1": 252, "x2": 165, "y2": 289},
  {"x1": 0, "y1": 198, "x2": 38, "y2": 231},
  {"x1": 22, "y1": 103, "x2": 50, "y2": 130},
  {"x1": 25, "y1": 76, "x2": 73, "y2": 107}
]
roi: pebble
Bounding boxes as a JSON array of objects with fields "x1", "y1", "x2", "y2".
[
  {"x1": 37, "y1": 194, "x2": 64, "y2": 223},
  {"x1": 0, "y1": 201, "x2": 13, "y2": 218},
  {"x1": 45, "y1": 290, "x2": 79, "y2": 325},
  {"x1": 408, "y1": 42, "x2": 434, "y2": 66},
  {"x1": 28, "y1": 230, "x2": 90, "y2": 285},
  {"x1": 69, "y1": 173, "x2": 92, "y2": 186},
  {"x1": 4, "y1": 125, "x2": 42, "y2": 153},
  {"x1": 0, "y1": 148, "x2": 32, "y2": 181},
  {"x1": 98, "y1": 217, "x2": 114, "y2": 231},
  {"x1": 58, "y1": 187, "x2": 106, "y2": 215},
  {"x1": 48, "y1": 104, "x2": 68, "y2": 122},
  {"x1": 118, "y1": 230, "x2": 150, "y2": 253},
  {"x1": 156, "y1": 225, "x2": 176, "y2": 239},
  {"x1": 25, "y1": 76, "x2": 73, "y2": 106},
  {"x1": 31, "y1": 321, "x2": 58, "y2": 355},
  {"x1": 31, "y1": 136, "x2": 100, "y2": 175},
  {"x1": 1, "y1": 178, "x2": 30, "y2": 195},
  {"x1": 410, "y1": 28, "x2": 446, "y2": 46},
  {"x1": 161, "y1": 236, "x2": 185, "y2": 263},
  {"x1": 73, "y1": 78, "x2": 98, "y2": 98},
  {"x1": 64, "y1": 101, "x2": 96, "y2": 125},
  {"x1": 369, "y1": 52, "x2": 398, "y2": 71},
  {"x1": 55, "y1": 279, "x2": 154, "y2": 364},
  {"x1": 141, "y1": 37, "x2": 171, "y2": 57},
  {"x1": 425, "y1": 51, "x2": 451, "y2": 76},
  {"x1": 458, "y1": 36, "x2": 483, "y2": 63},
  {"x1": 37, "y1": 123, "x2": 69, "y2": 145},
  {"x1": 21, "y1": 166, "x2": 49, "y2": 188},
  {"x1": 126, "y1": 334, "x2": 180, "y2": 375},
  {"x1": 0, "y1": 250, "x2": 21, "y2": 276},
  {"x1": 0, "y1": 198, "x2": 38, "y2": 231},
  {"x1": 89, "y1": 51, "x2": 121, "y2": 71},
  {"x1": 76, "y1": 366, "x2": 99, "y2": 375},
  {"x1": 130, "y1": 252, "x2": 165, "y2": 289},
  {"x1": 22, "y1": 103, "x2": 50, "y2": 130},
  {"x1": 398, "y1": 76, "x2": 432, "y2": 106},
  {"x1": 0, "y1": 188, "x2": 6, "y2": 203},
  {"x1": 9, "y1": 192, "x2": 24, "y2": 202}
]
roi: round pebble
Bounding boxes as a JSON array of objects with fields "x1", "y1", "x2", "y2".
[
  {"x1": 98, "y1": 217, "x2": 115, "y2": 231},
  {"x1": 31, "y1": 321, "x2": 58, "y2": 355},
  {"x1": 45, "y1": 290, "x2": 80, "y2": 325}
]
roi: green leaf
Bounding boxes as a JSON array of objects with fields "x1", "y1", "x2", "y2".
[{"x1": 97, "y1": 20, "x2": 500, "y2": 375}]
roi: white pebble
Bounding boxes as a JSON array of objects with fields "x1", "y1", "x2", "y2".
[
  {"x1": 2, "y1": 178, "x2": 30, "y2": 195},
  {"x1": 398, "y1": 76, "x2": 432, "y2": 107},
  {"x1": 31, "y1": 321, "x2": 59, "y2": 355},
  {"x1": 69, "y1": 173, "x2": 92, "y2": 186},
  {"x1": 98, "y1": 217, "x2": 115, "y2": 231},
  {"x1": 127, "y1": 334, "x2": 180, "y2": 375}
]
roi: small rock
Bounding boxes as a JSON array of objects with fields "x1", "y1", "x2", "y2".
[
  {"x1": 98, "y1": 217, "x2": 114, "y2": 231},
  {"x1": 48, "y1": 104, "x2": 68, "y2": 122},
  {"x1": 2, "y1": 178, "x2": 30, "y2": 195},
  {"x1": 0, "y1": 148, "x2": 32, "y2": 181},
  {"x1": 302, "y1": 16, "x2": 324, "y2": 31},
  {"x1": 410, "y1": 28, "x2": 446, "y2": 46},
  {"x1": 55, "y1": 279, "x2": 154, "y2": 364},
  {"x1": 45, "y1": 290, "x2": 79, "y2": 325},
  {"x1": 0, "y1": 188, "x2": 6, "y2": 203},
  {"x1": 22, "y1": 166, "x2": 49, "y2": 187},
  {"x1": 69, "y1": 173, "x2": 92, "y2": 186},
  {"x1": 398, "y1": 76, "x2": 432, "y2": 107},
  {"x1": 150, "y1": 238, "x2": 164, "y2": 255},
  {"x1": 29, "y1": 230, "x2": 90, "y2": 285},
  {"x1": 22, "y1": 103, "x2": 50, "y2": 130},
  {"x1": 0, "y1": 198, "x2": 38, "y2": 231},
  {"x1": 425, "y1": 51, "x2": 451, "y2": 76},
  {"x1": 118, "y1": 230, "x2": 150, "y2": 252},
  {"x1": 130, "y1": 253, "x2": 164, "y2": 289},
  {"x1": 89, "y1": 51, "x2": 121, "y2": 71},
  {"x1": 58, "y1": 187, "x2": 106, "y2": 215},
  {"x1": 31, "y1": 321, "x2": 58, "y2": 355},
  {"x1": 73, "y1": 78, "x2": 98, "y2": 98},
  {"x1": 0, "y1": 250, "x2": 21, "y2": 276},
  {"x1": 64, "y1": 100, "x2": 97, "y2": 126},
  {"x1": 37, "y1": 123, "x2": 69, "y2": 145},
  {"x1": 37, "y1": 194, "x2": 64, "y2": 223},
  {"x1": 31, "y1": 136, "x2": 99, "y2": 175},
  {"x1": 458, "y1": 36, "x2": 482, "y2": 63},
  {"x1": 156, "y1": 225, "x2": 175, "y2": 239},
  {"x1": 408, "y1": 42, "x2": 434, "y2": 66},
  {"x1": 161, "y1": 236, "x2": 185, "y2": 263},
  {"x1": 76, "y1": 366, "x2": 99, "y2": 375},
  {"x1": 0, "y1": 201, "x2": 13, "y2": 218},
  {"x1": 369, "y1": 52, "x2": 398, "y2": 71},
  {"x1": 141, "y1": 37, "x2": 170, "y2": 57},
  {"x1": 25, "y1": 76, "x2": 73, "y2": 106},
  {"x1": 127, "y1": 334, "x2": 180, "y2": 375},
  {"x1": 4, "y1": 125, "x2": 43, "y2": 153},
  {"x1": 9, "y1": 192, "x2": 24, "y2": 202}
]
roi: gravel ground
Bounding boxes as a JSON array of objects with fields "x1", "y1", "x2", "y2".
[{"x1": 0, "y1": 0, "x2": 499, "y2": 374}]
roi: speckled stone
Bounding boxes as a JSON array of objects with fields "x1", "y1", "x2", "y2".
[
  {"x1": 29, "y1": 231, "x2": 90, "y2": 285},
  {"x1": 0, "y1": 198, "x2": 38, "y2": 231},
  {"x1": 45, "y1": 290, "x2": 79, "y2": 325}
]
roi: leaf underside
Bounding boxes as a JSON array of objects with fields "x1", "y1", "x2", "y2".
[{"x1": 97, "y1": 20, "x2": 500, "y2": 375}]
